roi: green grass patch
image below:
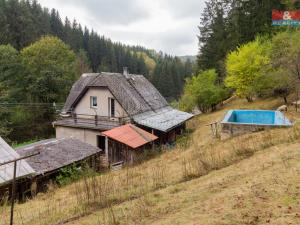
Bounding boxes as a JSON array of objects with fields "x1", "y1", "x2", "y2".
[{"x1": 12, "y1": 139, "x2": 40, "y2": 149}]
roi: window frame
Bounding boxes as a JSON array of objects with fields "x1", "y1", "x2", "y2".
[
  {"x1": 90, "y1": 96, "x2": 98, "y2": 109},
  {"x1": 109, "y1": 98, "x2": 115, "y2": 117}
]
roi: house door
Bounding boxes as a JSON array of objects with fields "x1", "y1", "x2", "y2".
[
  {"x1": 109, "y1": 142, "x2": 124, "y2": 164},
  {"x1": 97, "y1": 135, "x2": 106, "y2": 151}
]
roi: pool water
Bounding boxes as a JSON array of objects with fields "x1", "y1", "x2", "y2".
[{"x1": 222, "y1": 110, "x2": 292, "y2": 126}]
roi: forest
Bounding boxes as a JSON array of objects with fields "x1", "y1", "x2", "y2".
[
  {"x1": 0, "y1": 0, "x2": 193, "y2": 143},
  {"x1": 180, "y1": 0, "x2": 300, "y2": 112}
]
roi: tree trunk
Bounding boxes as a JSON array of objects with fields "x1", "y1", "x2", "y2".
[
  {"x1": 211, "y1": 104, "x2": 217, "y2": 112},
  {"x1": 283, "y1": 96, "x2": 288, "y2": 104},
  {"x1": 246, "y1": 96, "x2": 253, "y2": 102}
]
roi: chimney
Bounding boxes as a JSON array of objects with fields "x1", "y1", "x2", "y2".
[{"x1": 123, "y1": 67, "x2": 129, "y2": 79}]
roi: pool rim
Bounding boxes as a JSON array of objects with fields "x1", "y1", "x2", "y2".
[{"x1": 221, "y1": 109, "x2": 293, "y2": 127}]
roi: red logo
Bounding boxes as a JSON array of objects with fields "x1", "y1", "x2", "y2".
[{"x1": 272, "y1": 10, "x2": 300, "y2": 20}]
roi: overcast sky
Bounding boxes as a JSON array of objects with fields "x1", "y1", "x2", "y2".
[{"x1": 38, "y1": 0, "x2": 205, "y2": 56}]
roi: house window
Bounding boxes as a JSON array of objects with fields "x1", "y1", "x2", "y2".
[
  {"x1": 109, "y1": 98, "x2": 115, "y2": 117},
  {"x1": 90, "y1": 96, "x2": 97, "y2": 108}
]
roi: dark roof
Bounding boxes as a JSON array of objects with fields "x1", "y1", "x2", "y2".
[
  {"x1": 62, "y1": 72, "x2": 168, "y2": 115},
  {"x1": 16, "y1": 138, "x2": 101, "y2": 175},
  {"x1": 62, "y1": 74, "x2": 98, "y2": 115},
  {"x1": 60, "y1": 72, "x2": 193, "y2": 132},
  {"x1": 101, "y1": 124, "x2": 158, "y2": 149}
]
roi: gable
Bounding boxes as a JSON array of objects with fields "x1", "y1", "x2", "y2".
[
  {"x1": 89, "y1": 74, "x2": 153, "y2": 115},
  {"x1": 62, "y1": 74, "x2": 99, "y2": 113},
  {"x1": 73, "y1": 87, "x2": 128, "y2": 118},
  {"x1": 62, "y1": 72, "x2": 168, "y2": 116}
]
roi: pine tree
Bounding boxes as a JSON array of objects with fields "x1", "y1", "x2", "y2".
[
  {"x1": 75, "y1": 49, "x2": 92, "y2": 77},
  {"x1": 0, "y1": 0, "x2": 193, "y2": 100},
  {"x1": 50, "y1": 9, "x2": 64, "y2": 40},
  {"x1": 0, "y1": 0, "x2": 9, "y2": 45},
  {"x1": 197, "y1": 0, "x2": 229, "y2": 80}
]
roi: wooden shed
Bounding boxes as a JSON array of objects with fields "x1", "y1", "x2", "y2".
[
  {"x1": 16, "y1": 138, "x2": 102, "y2": 197},
  {"x1": 101, "y1": 124, "x2": 158, "y2": 166}
]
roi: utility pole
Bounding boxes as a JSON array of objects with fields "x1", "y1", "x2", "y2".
[{"x1": 0, "y1": 152, "x2": 39, "y2": 225}]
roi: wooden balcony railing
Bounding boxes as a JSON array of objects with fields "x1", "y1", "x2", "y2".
[{"x1": 70, "y1": 113, "x2": 129, "y2": 126}]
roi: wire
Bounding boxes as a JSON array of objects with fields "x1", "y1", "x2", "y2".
[{"x1": 0, "y1": 102, "x2": 65, "y2": 105}]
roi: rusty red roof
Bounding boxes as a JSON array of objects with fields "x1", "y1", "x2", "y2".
[{"x1": 101, "y1": 124, "x2": 158, "y2": 149}]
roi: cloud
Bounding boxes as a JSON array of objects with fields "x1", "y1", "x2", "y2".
[
  {"x1": 38, "y1": 0, "x2": 205, "y2": 55},
  {"x1": 161, "y1": 0, "x2": 206, "y2": 19},
  {"x1": 61, "y1": 0, "x2": 150, "y2": 25},
  {"x1": 106, "y1": 22, "x2": 198, "y2": 55}
]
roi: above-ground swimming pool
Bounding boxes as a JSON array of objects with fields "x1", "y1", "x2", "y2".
[{"x1": 221, "y1": 110, "x2": 293, "y2": 136}]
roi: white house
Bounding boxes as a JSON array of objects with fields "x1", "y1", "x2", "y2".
[{"x1": 54, "y1": 69, "x2": 193, "y2": 150}]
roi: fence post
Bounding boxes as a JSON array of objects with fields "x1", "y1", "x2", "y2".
[
  {"x1": 0, "y1": 152, "x2": 40, "y2": 225},
  {"x1": 10, "y1": 161, "x2": 17, "y2": 225}
]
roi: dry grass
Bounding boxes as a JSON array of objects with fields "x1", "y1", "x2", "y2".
[
  {"x1": 71, "y1": 143, "x2": 300, "y2": 225},
  {"x1": 1, "y1": 97, "x2": 300, "y2": 225}
]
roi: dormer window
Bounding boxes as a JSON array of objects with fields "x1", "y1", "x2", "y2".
[{"x1": 90, "y1": 96, "x2": 97, "y2": 108}]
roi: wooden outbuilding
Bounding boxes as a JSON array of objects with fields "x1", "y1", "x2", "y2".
[
  {"x1": 15, "y1": 138, "x2": 102, "y2": 197},
  {"x1": 101, "y1": 124, "x2": 158, "y2": 166}
]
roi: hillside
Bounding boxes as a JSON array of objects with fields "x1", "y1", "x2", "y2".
[
  {"x1": 1, "y1": 98, "x2": 300, "y2": 225},
  {"x1": 0, "y1": 0, "x2": 193, "y2": 100},
  {"x1": 0, "y1": 0, "x2": 195, "y2": 145}
]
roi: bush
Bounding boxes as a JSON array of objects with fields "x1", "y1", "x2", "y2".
[{"x1": 56, "y1": 164, "x2": 88, "y2": 186}]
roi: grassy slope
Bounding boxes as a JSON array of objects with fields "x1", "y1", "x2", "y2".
[
  {"x1": 74, "y1": 143, "x2": 300, "y2": 225},
  {"x1": 1, "y1": 98, "x2": 300, "y2": 225},
  {"x1": 70, "y1": 98, "x2": 300, "y2": 225}
]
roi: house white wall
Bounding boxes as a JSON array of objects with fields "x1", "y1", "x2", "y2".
[{"x1": 74, "y1": 87, "x2": 128, "y2": 118}]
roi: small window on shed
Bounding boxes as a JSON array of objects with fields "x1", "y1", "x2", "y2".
[{"x1": 90, "y1": 96, "x2": 97, "y2": 108}]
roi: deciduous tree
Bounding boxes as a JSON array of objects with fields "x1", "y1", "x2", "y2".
[
  {"x1": 20, "y1": 36, "x2": 76, "y2": 103},
  {"x1": 225, "y1": 38, "x2": 271, "y2": 102}
]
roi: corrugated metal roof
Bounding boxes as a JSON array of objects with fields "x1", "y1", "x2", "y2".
[
  {"x1": 0, "y1": 137, "x2": 35, "y2": 186},
  {"x1": 101, "y1": 124, "x2": 158, "y2": 149},
  {"x1": 133, "y1": 107, "x2": 194, "y2": 132}
]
